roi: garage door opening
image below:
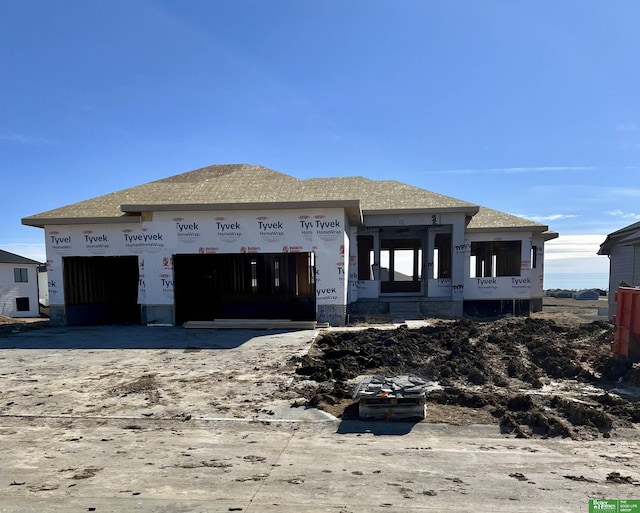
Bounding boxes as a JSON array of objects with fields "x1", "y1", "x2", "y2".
[
  {"x1": 173, "y1": 253, "x2": 316, "y2": 325},
  {"x1": 63, "y1": 256, "x2": 140, "y2": 325}
]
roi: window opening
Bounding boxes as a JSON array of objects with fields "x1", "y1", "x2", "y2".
[
  {"x1": 357, "y1": 235, "x2": 374, "y2": 280},
  {"x1": 274, "y1": 259, "x2": 280, "y2": 291},
  {"x1": 250, "y1": 259, "x2": 257, "y2": 293},
  {"x1": 470, "y1": 241, "x2": 522, "y2": 277},
  {"x1": 16, "y1": 297, "x2": 30, "y2": 311},
  {"x1": 309, "y1": 252, "x2": 315, "y2": 287},
  {"x1": 433, "y1": 233, "x2": 452, "y2": 279}
]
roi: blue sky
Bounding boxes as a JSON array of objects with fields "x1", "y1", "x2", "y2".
[{"x1": 2, "y1": 1, "x2": 638, "y2": 289}]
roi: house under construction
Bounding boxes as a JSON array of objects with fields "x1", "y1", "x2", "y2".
[{"x1": 22, "y1": 164, "x2": 558, "y2": 326}]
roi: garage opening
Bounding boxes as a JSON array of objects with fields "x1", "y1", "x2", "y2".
[
  {"x1": 173, "y1": 253, "x2": 316, "y2": 325},
  {"x1": 63, "y1": 256, "x2": 140, "y2": 325}
]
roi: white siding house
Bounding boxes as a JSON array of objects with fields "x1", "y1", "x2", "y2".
[
  {"x1": 0, "y1": 249, "x2": 41, "y2": 318},
  {"x1": 598, "y1": 221, "x2": 640, "y2": 318}
]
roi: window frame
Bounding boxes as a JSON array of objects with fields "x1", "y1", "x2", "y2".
[
  {"x1": 14, "y1": 268, "x2": 28, "y2": 283},
  {"x1": 16, "y1": 297, "x2": 30, "y2": 312},
  {"x1": 470, "y1": 240, "x2": 522, "y2": 278}
]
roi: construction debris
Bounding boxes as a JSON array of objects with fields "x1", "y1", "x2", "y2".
[{"x1": 352, "y1": 375, "x2": 440, "y2": 421}]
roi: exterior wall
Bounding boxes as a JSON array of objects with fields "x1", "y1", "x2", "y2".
[
  {"x1": 43, "y1": 207, "x2": 350, "y2": 326},
  {"x1": 350, "y1": 211, "x2": 466, "y2": 302},
  {"x1": 348, "y1": 215, "x2": 548, "y2": 319},
  {"x1": 607, "y1": 243, "x2": 638, "y2": 318},
  {"x1": 463, "y1": 231, "x2": 536, "y2": 302},
  {"x1": 37, "y1": 266, "x2": 49, "y2": 307},
  {"x1": 40, "y1": 205, "x2": 552, "y2": 325},
  {"x1": 141, "y1": 305, "x2": 174, "y2": 325},
  {"x1": 634, "y1": 242, "x2": 640, "y2": 285},
  {"x1": 450, "y1": 215, "x2": 467, "y2": 302},
  {"x1": 316, "y1": 221, "x2": 350, "y2": 325},
  {"x1": 531, "y1": 235, "x2": 546, "y2": 297},
  {"x1": 0, "y1": 263, "x2": 40, "y2": 317}
]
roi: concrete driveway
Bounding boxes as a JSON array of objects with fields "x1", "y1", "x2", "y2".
[{"x1": 0, "y1": 325, "x2": 638, "y2": 512}]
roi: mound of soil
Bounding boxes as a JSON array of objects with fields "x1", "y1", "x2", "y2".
[{"x1": 293, "y1": 317, "x2": 640, "y2": 439}]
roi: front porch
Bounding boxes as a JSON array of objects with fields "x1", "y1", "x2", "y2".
[{"x1": 348, "y1": 296, "x2": 462, "y2": 323}]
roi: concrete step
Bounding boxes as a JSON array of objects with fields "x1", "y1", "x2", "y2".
[{"x1": 389, "y1": 302, "x2": 423, "y2": 321}]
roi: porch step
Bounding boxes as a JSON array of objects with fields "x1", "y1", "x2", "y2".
[
  {"x1": 184, "y1": 319, "x2": 325, "y2": 330},
  {"x1": 389, "y1": 302, "x2": 423, "y2": 322}
]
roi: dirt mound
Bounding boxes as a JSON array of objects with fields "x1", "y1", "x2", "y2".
[{"x1": 294, "y1": 317, "x2": 640, "y2": 439}]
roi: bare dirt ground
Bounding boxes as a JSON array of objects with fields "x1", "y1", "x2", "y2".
[{"x1": 294, "y1": 297, "x2": 640, "y2": 440}]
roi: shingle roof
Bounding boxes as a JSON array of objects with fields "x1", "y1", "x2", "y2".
[
  {"x1": 21, "y1": 163, "x2": 552, "y2": 235},
  {"x1": 0, "y1": 249, "x2": 41, "y2": 265},
  {"x1": 467, "y1": 206, "x2": 546, "y2": 229},
  {"x1": 303, "y1": 176, "x2": 479, "y2": 212},
  {"x1": 598, "y1": 220, "x2": 640, "y2": 255}
]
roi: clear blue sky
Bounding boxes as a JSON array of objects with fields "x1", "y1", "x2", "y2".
[{"x1": 2, "y1": 1, "x2": 638, "y2": 289}]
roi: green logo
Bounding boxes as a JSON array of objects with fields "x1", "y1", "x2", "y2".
[{"x1": 589, "y1": 500, "x2": 640, "y2": 512}]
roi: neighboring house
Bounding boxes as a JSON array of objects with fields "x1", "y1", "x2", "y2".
[
  {"x1": 574, "y1": 289, "x2": 600, "y2": 301},
  {"x1": 22, "y1": 164, "x2": 558, "y2": 326},
  {"x1": 545, "y1": 289, "x2": 575, "y2": 298},
  {"x1": 0, "y1": 249, "x2": 41, "y2": 318},
  {"x1": 598, "y1": 221, "x2": 640, "y2": 318}
]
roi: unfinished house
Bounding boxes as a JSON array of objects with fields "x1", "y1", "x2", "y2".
[
  {"x1": 22, "y1": 164, "x2": 557, "y2": 326},
  {"x1": 598, "y1": 221, "x2": 640, "y2": 318}
]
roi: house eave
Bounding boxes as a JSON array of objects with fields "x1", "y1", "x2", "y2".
[
  {"x1": 363, "y1": 206, "x2": 480, "y2": 216},
  {"x1": 119, "y1": 200, "x2": 364, "y2": 226},
  {"x1": 466, "y1": 227, "x2": 558, "y2": 241},
  {"x1": 22, "y1": 215, "x2": 142, "y2": 229}
]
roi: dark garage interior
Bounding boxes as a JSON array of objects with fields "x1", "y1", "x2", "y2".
[
  {"x1": 173, "y1": 253, "x2": 316, "y2": 325},
  {"x1": 63, "y1": 255, "x2": 140, "y2": 325}
]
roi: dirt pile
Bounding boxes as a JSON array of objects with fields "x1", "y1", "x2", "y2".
[{"x1": 294, "y1": 317, "x2": 640, "y2": 439}]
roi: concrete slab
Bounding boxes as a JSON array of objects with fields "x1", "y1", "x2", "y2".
[
  {"x1": 0, "y1": 325, "x2": 639, "y2": 511},
  {"x1": 1, "y1": 418, "x2": 639, "y2": 512}
]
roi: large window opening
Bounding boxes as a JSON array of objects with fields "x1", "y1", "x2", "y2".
[
  {"x1": 470, "y1": 240, "x2": 522, "y2": 278},
  {"x1": 380, "y1": 238, "x2": 422, "y2": 293}
]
